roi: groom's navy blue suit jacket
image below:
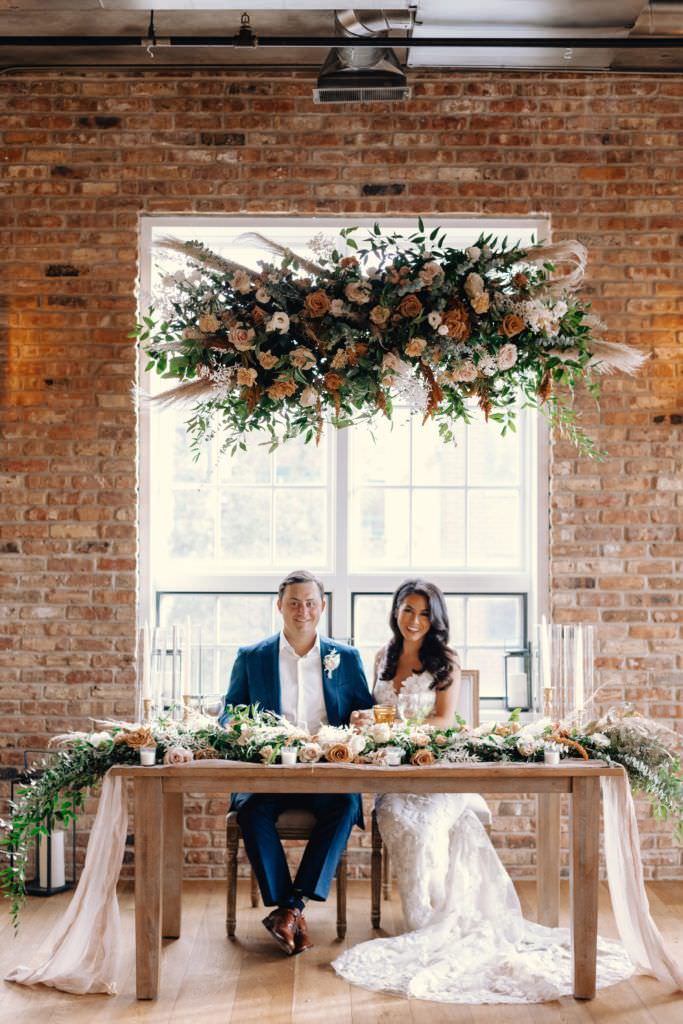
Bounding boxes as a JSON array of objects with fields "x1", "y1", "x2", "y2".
[{"x1": 219, "y1": 634, "x2": 374, "y2": 826}]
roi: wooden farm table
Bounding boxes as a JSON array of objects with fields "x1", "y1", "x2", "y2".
[{"x1": 111, "y1": 760, "x2": 623, "y2": 1002}]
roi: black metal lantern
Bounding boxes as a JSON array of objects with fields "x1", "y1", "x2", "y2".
[
  {"x1": 10, "y1": 750, "x2": 77, "y2": 897},
  {"x1": 504, "y1": 645, "x2": 532, "y2": 712}
]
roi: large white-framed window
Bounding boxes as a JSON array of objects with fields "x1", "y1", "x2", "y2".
[{"x1": 138, "y1": 216, "x2": 549, "y2": 715}]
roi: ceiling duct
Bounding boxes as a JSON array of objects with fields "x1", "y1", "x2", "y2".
[{"x1": 313, "y1": 9, "x2": 412, "y2": 104}]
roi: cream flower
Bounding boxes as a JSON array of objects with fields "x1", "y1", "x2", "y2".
[
  {"x1": 419, "y1": 260, "x2": 443, "y2": 286},
  {"x1": 255, "y1": 287, "x2": 270, "y2": 304},
  {"x1": 471, "y1": 292, "x2": 490, "y2": 315},
  {"x1": 382, "y1": 351, "x2": 409, "y2": 375},
  {"x1": 231, "y1": 269, "x2": 252, "y2": 294},
  {"x1": 367, "y1": 722, "x2": 392, "y2": 744},
  {"x1": 464, "y1": 272, "x2": 485, "y2": 298},
  {"x1": 329, "y1": 299, "x2": 346, "y2": 317},
  {"x1": 405, "y1": 336, "x2": 427, "y2": 358},
  {"x1": 465, "y1": 246, "x2": 481, "y2": 262},
  {"x1": 299, "y1": 742, "x2": 323, "y2": 762},
  {"x1": 497, "y1": 343, "x2": 518, "y2": 371},
  {"x1": 344, "y1": 281, "x2": 372, "y2": 305},
  {"x1": 266, "y1": 312, "x2": 290, "y2": 334},
  {"x1": 427, "y1": 310, "x2": 443, "y2": 329},
  {"x1": 299, "y1": 386, "x2": 318, "y2": 408},
  {"x1": 163, "y1": 745, "x2": 193, "y2": 765}
]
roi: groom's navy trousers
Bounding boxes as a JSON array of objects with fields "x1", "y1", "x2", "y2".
[
  {"x1": 219, "y1": 634, "x2": 373, "y2": 907},
  {"x1": 237, "y1": 792, "x2": 358, "y2": 904}
]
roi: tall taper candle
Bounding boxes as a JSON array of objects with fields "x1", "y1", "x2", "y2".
[
  {"x1": 182, "y1": 616, "x2": 192, "y2": 696},
  {"x1": 540, "y1": 615, "x2": 552, "y2": 693},
  {"x1": 141, "y1": 622, "x2": 151, "y2": 702},
  {"x1": 574, "y1": 623, "x2": 584, "y2": 713}
]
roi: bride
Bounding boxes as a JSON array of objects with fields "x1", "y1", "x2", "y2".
[{"x1": 333, "y1": 578, "x2": 634, "y2": 1003}]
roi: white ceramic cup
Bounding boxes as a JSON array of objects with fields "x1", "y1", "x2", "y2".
[{"x1": 280, "y1": 747, "x2": 298, "y2": 765}]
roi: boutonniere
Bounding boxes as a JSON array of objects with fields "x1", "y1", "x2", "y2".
[{"x1": 323, "y1": 649, "x2": 341, "y2": 679}]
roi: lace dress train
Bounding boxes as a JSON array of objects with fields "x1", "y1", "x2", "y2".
[{"x1": 332, "y1": 672, "x2": 634, "y2": 1003}]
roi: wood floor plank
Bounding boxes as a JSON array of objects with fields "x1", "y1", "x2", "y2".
[{"x1": 0, "y1": 881, "x2": 681, "y2": 1023}]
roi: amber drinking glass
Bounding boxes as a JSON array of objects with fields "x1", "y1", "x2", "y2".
[{"x1": 373, "y1": 703, "x2": 396, "y2": 725}]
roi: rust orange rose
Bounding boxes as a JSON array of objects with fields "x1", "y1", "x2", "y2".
[
  {"x1": 330, "y1": 349, "x2": 348, "y2": 369},
  {"x1": 442, "y1": 302, "x2": 471, "y2": 341},
  {"x1": 324, "y1": 372, "x2": 344, "y2": 391},
  {"x1": 405, "y1": 337, "x2": 427, "y2": 358},
  {"x1": 398, "y1": 294, "x2": 423, "y2": 320},
  {"x1": 237, "y1": 367, "x2": 258, "y2": 388},
  {"x1": 193, "y1": 746, "x2": 220, "y2": 760},
  {"x1": 501, "y1": 314, "x2": 525, "y2": 338},
  {"x1": 304, "y1": 289, "x2": 331, "y2": 318},
  {"x1": 410, "y1": 748, "x2": 436, "y2": 766},
  {"x1": 114, "y1": 726, "x2": 155, "y2": 750},
  {"x1": 340, "y1": 255, "x2": 359, "y2": 269},
  {"x1": 267, "y1": 379, "x2": 297, "y2": 400},
  {"x1": 251, "y1": 305, "x2": 266, "y2": 325},
  {"x1": 325, "y1": 743, "x2": 353, "y2": 763}
]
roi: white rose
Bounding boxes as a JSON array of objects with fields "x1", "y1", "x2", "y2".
[
  {"x1": 497, "y1": 343, "x2": 518, "y2": 371},
  {"x1": 427, "y1": 311, "x2": 442, "y2": 329},
  {"x1": 368, "y1": 723, "x2": 392, "y2": 744},
  {"x1": 266, "y1": 312, "x2": 290, "y2": 334},
  {"x1": 89, "y1": 731, "x2": 112, "y2": 748}
]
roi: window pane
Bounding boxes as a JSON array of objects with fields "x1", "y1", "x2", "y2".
[
  {"x1": 274, "y1": 489, "x2": 327, "y2": 567},
  {"x1": 218, "y1": 594, "x2": 275, "y2": 645},
  {"x1": 463, "y1": 647, "x2": 506, "y2": 699},
  {"x1": 468, "y1": 416, "x2": 520, "y2": 487},
  {"x1": 351, "y1": 417, "x2": 411, "y2": 486},
  {"x1": 467, "y1": 596, "x2": 523, "y2": 647},
  {"x1": 158, "y1": 594, "x2": 217, "y2": 631},
  {"x1": 353, "y1": 595, "x2": 392, "y2": 646},
  {"x1": 170, "y1": 489, "x2": 215, "y2": 560},
  {"x1": 412, "y1": 419, "x2": 466, "y2": 486},
  {"x1": 220, "y1": 439, "x2": 272, "y2": 485},
  {"x1": 350, "y1": 488, "x2": 410, "y2": 569},
  {"x1": 275, "y1": 436, "x2": 326, "y2": 485},
  {"x1": 173, "y1": 420, "x2": 210, "y2": 484},
  {"x1": 468, "y1": 490, "x2": 521, "y2": 569},
  {"x1": 445, "y1": 596, "x2": 465, "y2": 647},
  {"x1": 412, "y1": 489, "x2": 466, "y2": 568},
  {"x1": 220, "y1": 490, "x2": 270, "y2": 565}
]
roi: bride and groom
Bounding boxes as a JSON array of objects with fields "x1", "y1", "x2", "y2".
[{"x1": 219, "y1": 568, "x2": 634, "y2": 1002}]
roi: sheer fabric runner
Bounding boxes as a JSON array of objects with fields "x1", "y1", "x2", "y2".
[{"x1": 5, "y1": 765, "x2": 682, "y2": 998}]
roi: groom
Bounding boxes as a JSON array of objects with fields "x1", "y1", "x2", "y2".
[{"x1": 219, "y1": 569, "x2": 373, "y2": 956}]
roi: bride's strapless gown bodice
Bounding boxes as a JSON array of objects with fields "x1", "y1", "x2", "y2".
[{"x1": 333, "y1": 671, "x2": 633, "y2": 1003}]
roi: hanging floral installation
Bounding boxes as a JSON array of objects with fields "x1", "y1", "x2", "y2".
[{"x1": 135, "y1": 222, "x2": 645, "y2": 457}]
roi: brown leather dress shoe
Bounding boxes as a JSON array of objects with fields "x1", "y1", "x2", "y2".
[
  {"x1": 262, "y1": 907, "x2": 300, "y2": 955},
  {"x1": 292, "y1": 912, "x2": 313, "y2": 955}
]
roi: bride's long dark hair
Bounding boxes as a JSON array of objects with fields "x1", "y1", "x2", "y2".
[{"x1": 379, "y1": 579, "x2": 457, "y2": 691}]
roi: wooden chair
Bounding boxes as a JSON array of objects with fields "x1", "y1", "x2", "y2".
[
  {"x1": 226, "y1": 808, "x2": 348, "y2": 939},
  {"x1": 371, "y1": 669, "x2": 491, "y2": 928}
]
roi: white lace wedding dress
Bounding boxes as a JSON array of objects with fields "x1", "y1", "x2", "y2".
[{"x1": 332, "y1": 671, "x2": 635, "y2": 1003}]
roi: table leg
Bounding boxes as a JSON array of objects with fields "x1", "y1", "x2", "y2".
[
  {"x1": 570, "y1": 776, "x2": 600, "y2": 1000},
  {"x1": 163, "y1": 791, "x2": 183, "y2": 939},
  {"x1": 537, "y1": 792, "x2": 560, "y2": 927},
  {"x1": 134, "y1": 776, "x2": 163, "y2": 1000}
]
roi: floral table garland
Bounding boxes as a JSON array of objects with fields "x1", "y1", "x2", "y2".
[
  {"x1": 136, "y1": 224, "x2": 645, "y2": 458},
  {"x1": 1, "y1": 704, "x2": 680, "y2": 929}
]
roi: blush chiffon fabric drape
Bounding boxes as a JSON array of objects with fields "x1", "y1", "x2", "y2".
[{"x1": 5, "y1": 767, "x2": 683, "y2": 999}]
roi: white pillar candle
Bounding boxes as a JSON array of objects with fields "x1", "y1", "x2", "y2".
[
  {"x1": 280, "y1": 747, "x2": 297, "y2": 765},
  {"x1": 574, "y1": 624, "x2": 584, "y2": 713},
  {"x1": 171, "y1": 625, "x2": 178, "y2": 702},
  {"x1": 544, "y1": 749, "x2": 560, "y2": 766},
  {"x1": 508, "y1": 672, "x2": 528, "y2": 708},
  {"x1": 140, "y1": 747, "x2": 157, "y2": 766},
  {"x1": 39, "y1": 830, "x2": 65, "y2": 889},
  {"x1": 384, "y1": 746, "x2": 403, "y2": 766},
  {"x1": 141, "y1": 622, "x2": 151, "y2": 702}
]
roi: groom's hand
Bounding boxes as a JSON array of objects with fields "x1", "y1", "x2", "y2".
[{"x1": 350, "y1": 709, "x2": 375, "y2": 728}]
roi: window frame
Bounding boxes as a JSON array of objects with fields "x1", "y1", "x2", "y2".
[{"x1": 138, "y1": 215, "x2": 550, "y2": 716}]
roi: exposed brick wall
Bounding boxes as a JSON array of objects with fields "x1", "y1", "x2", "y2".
[{"x1": 1, "y1": 69, "x2": 681, "y2": 882}]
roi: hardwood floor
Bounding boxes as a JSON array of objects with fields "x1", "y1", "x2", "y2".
[{"x1": 0, "y1": 881, "x2": 681, "y2": 1024}]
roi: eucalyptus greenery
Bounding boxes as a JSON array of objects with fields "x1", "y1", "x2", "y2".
[{"x1": 2, "y1": 704, "x2": 679, "y2": 929}]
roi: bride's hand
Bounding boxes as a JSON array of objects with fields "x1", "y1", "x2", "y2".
[{"x1": 350, "y1": 709, "x2": 375, "y2": 728}]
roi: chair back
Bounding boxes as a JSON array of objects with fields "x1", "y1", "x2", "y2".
[{"x1": 455, "y1": 669, "x2": 480, "y2": 727}]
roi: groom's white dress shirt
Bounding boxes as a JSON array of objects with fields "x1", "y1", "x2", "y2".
[{"x1": 279, "y1": 630, "x2": 328, "y2": 733}]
